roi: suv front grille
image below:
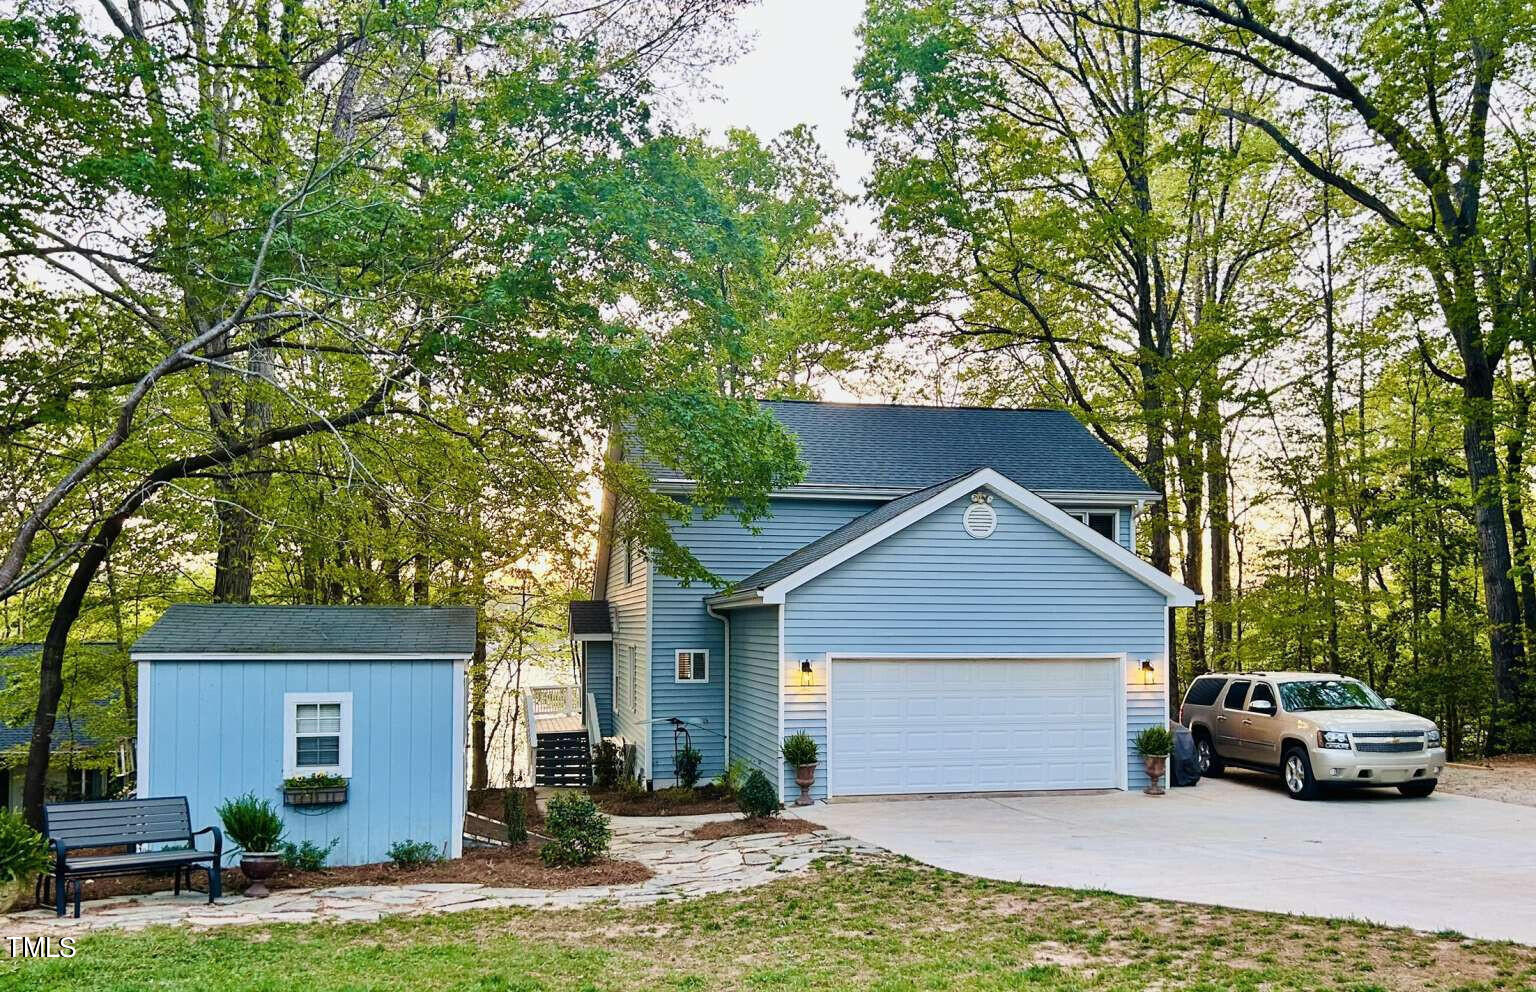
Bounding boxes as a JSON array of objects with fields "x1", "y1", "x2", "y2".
[{"x1": 1351, "y1": 731, "x2": 1425, "y2": 753}]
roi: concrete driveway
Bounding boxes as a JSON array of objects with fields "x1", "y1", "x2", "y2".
[{"x1": 807, "y1": 772, "x2": 1536, "y2": 944}]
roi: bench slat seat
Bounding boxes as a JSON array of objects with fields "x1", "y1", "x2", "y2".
[{"x1": 43, "y1": 797, "x2": 222, "y2": 918}]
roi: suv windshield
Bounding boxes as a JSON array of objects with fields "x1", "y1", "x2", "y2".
[{"x1": 1278, "y1": 679, "x2": 1386, "y2": 712}]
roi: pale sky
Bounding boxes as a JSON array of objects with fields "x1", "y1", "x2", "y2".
[{"x1": 688, "y1": 1, "x2": 874, "y2": 205}]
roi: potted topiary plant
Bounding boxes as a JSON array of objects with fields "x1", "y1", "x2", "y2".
[
  {"x1": 216, "y1": 794, "x2": 286, "y2": 897},
  {"x1": 1135, "y1": 725, "x2": 1175, "y2": 796},
  {"x1": 781, "y1": 732, "x2": 819, "y2": 806},
  {"x1": 0, "y1": 810, "x2": 50, "y2": 913}
]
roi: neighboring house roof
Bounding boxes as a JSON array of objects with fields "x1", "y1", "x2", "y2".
[
  {"x1": 0, "y1": 644, "x2": 105, "y2": 752},
  {"x1": 708, "y1": 467, "x2": 1198, "y2": 608},
  {"x1": 131, "y1": 605, "x2": 478, "y2": 659},
  {"x1": 568, "y1": 601, "x2": 613, "y2": 641},
  {"x1": 639, "y1": 400, "x2": 1155, "y2": 497}
]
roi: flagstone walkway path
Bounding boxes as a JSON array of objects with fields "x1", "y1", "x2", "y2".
[{"x1": 0, "y1": 813, "x2": 879, "y2": 935}]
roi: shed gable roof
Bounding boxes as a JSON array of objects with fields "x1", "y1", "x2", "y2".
[
  {"x1": 132, "y1": 605, "x2": 477, "y2": 658},
  {"x1": 640, "y1": 400, "x2": 1154, "y2": 496},
  {"x1": 708, "y1": 468, "x2": 1197, "y2": 608}
]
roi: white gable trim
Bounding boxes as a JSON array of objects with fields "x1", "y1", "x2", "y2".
[{"x1": 755, "y1": 468, "x2": 1198, "y2": 607}]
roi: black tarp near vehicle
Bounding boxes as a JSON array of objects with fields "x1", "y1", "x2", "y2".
[{"x1": 1171, "y1": 725, "x2": 1202, "y2": 787}]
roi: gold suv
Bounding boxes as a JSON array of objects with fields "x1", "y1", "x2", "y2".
[{"x1": 1178, "y1": 672, "x2": 1446, "y2": 800}]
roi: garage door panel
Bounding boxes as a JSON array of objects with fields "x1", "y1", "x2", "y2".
[{"x1": 831, "y1": 658, "x2": 1121, "y2": 796}]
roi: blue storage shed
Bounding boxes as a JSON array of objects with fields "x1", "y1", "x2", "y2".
[{"x1": 133, "y1": 605, "x2": 473, "y2": 867}]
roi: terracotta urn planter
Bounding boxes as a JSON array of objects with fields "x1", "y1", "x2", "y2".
[
  {"x1": 793, "y1": 762, "x2": 818, "y2": 806},
  {"x1": 239, "y1": 852, "x2": 281, "y2": 898},
  {"x1": 1142, "y1": 754, "x2": 1168, "y2": 796}
]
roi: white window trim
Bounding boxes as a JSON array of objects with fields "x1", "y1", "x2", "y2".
[
  {"x1": 283, "y1": 691, "x2": 353, "y2": 779},
  {"x1": 1064, "y1": 508, "x2": 1120, "y2": 544},
  {"x1": 674, "y1": 649, "x2": 709, "y2": 684}
]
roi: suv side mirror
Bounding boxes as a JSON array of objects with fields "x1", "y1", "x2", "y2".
[
  {"x1": 1249, "y1": 699, "x2": 1274, "y2": 714},
  {"x1": 1384, "y1": 697, "x2": 1397, "y2": 709}
]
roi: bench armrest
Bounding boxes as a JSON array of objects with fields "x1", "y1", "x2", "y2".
[
  {"x1": 49, "y1": 836, "x2": 68, "y2": 871},
  {"x1": 191, "y1": 825, "x2": 223, "y2": 862}
]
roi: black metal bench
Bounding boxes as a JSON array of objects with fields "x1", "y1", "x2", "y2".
[{"x1": 42, "y1": 797, "x2": 222, "y2": 917}]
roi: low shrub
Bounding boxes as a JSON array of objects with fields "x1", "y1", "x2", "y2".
[
  {"x1": 279, "y1": 837, "x2": 339, "y2": 872},
  {"x1": 737, "y1": 769, "x2": 781, "y2": 819},
  {"x1": 717, "y1": 757, "x2": 752, "y2": 794},
  {"x1": 216, "y1": 794, "x2": 285, "y2": 853},
  {"x1": 387, "y1": 839, "x2": 442, "y2": 868},
  {"x1": 592, "y1": 740, "x2": 622, "y2": 791},
  {"x1": 0, "y1": 811, "x2": 49, "y2": 883},
  {"x1": 1135, "y1": 725, "x2": 1175, "y2": 757},
  {"x1": 673, "y1": 743, "x2": 703, "y2": 789},
  {"x1": 504, "y1": 788, "x2": 529, "y2": 846},
  {"x1": 539, "y1": 792, "x2": 611, "y2": 867},
  {"x1": 781, "y1": 732, "x2": 819, "y2": 767}
]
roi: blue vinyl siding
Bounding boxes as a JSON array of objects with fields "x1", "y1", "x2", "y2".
[
  {"x1": 647, "y1": 497, "x2": 878, "y2": 782},
  {"x1": 608, "y1": 501, "x2": 650, "y2": 771},
  {"x1": 144, "y1": 659, "x2": 459, "y2": 867},
  {"x1": 726, "y1": 605, "x2": 780, "y2": 793},
  {"x1": 782, "y1": 487, "x2": 1168, "y2": 799},
  {"x1": 584, "y1": 641, "x2": 614, "y2": 736}
]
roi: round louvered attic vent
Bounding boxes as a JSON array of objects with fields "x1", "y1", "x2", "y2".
[{"x1": 962, "y1": 495, "x2": 997, "y2": 539}]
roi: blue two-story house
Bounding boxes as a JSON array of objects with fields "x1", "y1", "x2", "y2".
[{"x1": 563, "y1": 401, "x2": 1197, "y2": 801}]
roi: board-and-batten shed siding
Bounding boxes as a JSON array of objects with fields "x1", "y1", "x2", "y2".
[
  {"x1": 143, "y1": 658, "x2": 457, "y2": 867},
  {"x1": 648, "y1": 498, "x2": 878, "y2": 783},
  {"x1": 781, "y1": 488, "x2": 1167, "y2": 799}
]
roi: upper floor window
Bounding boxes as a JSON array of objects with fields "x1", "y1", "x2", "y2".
[
  {"x1": 1067, "y1": 510, "x2": 1118, "y2": 543},
  {"x1": 675, "y1": 649, "x2": 708, "y2": 683}
]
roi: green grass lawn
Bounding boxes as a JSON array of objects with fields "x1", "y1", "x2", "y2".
[{"x1": 5, "y1": 858, "x2": 1534, "y2": 991}]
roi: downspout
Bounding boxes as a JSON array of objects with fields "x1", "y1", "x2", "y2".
[{"x1": 706, "y1": 602, "x2": 730, "y2": 763}]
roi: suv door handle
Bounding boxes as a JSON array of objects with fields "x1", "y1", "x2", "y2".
[
  {"x1": 1241, "y1": 718, "x2": 1253, "y2": 726},
  {"x1": 1216, "y1": 714, "x2": 1227, "y2": 721}
]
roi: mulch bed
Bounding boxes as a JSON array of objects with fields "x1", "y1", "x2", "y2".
[
  {"x1": 31, "y1": 845, "x2": 650, "y2": 909},
  {"x1": 591, "y1": 784, "x2": 740, "y2": 816},
  {"x1": 468, "y1": 787, "x2": 544, "y2": 827},
  {"x1": 688, "y1": 817, "x2": 824, "y2": 841}
]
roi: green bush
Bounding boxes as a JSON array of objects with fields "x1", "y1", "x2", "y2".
[
  {"x1": 717, "y1": 757, "x2": 753, "y2": 794},
  {"x1": 0, "y1": 811, "x2": 49, "y2": 883},
  {"x1": 539, "y1": 792, "x2": 611, "y2": 867},
  {"x1": 216, "y1": 794, "x2": 285, "y2": 852},
  {"x1": 504, "y1": 788, "x2": 529, "y2": 846},
  {"x1": 279, "y1": 837, "x2": 338, "y2": 872},
  {"x1": 737, "y1": 768, "x2": 781, "y2": 819},
  {"x1": 387, "y1": 839, "x2": 442, "y2": 867},
  {"x1": 780, "y1": 732, "x2": 819, "y2": 767},
  {"x1": 1135, "y1": 724, "x2": 1175, "y2": 757},
  {"x1": 673, "y1": 743, "x2": 702, "y2": 789},
  {"x1": 592, "y1": 740, "x2": 622, "y2": 790}
]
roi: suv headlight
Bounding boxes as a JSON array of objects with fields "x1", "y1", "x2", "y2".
[
  {"x1": 1426, "y1": 726, "x2": 1442, "y2": 747},
  {"x1": 1316, "y1": 730, "x2": 1352, "y2": 750}
]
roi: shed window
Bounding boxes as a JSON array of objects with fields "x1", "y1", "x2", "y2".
[
  {"x1": 675, "y1": 650, "x2": 708, "y2": 683},
  {"x1": 283, "y1": 693, "x2": 352, "y2": 778}
]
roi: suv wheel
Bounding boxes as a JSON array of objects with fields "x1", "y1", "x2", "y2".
[
  {"x1": 1282, "y1": 746, "x2": 1319, "y2": 800},
  {"x1": 1195, "y1": 732, "x2": 1224, "y2": 776},
  {"x1": 1398, "y1": 779, "x2": 1437, "y2": 798}
]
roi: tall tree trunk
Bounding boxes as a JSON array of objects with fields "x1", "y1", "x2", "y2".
[
  {"x1": 470, "y1": 628, "x2": 489, "y2": 792},
  {"x1": 1319, "y1": 181, "x2": 1341, "y2": 671},
  {"x1": 1206, "y1": 399, "x2": 1232, "y2": 669},
  {"x1": 211, "y1": 341, "x2": 273, "y2": 602},
  {"x1": 1504, "y1": 381, "x2": 1536, "y2": 648}
]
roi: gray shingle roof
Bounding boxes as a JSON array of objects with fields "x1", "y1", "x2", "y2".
[
  {"x1": 0, "y1": 645, "x2": 103, "y2": 751},
  {"x1": 132, "y1": 605, "x2": 477, "y2": 657},
  {"x1": 568, "y1": 601, "x2": 612, "y2": 635},
  {"x1": 640, "y1": 400, "x2": 1153, "y2": 495},
  {"x1": 717, "y1": 471, "x2": 981, "y2": 597}
]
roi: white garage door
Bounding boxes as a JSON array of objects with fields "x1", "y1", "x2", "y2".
[{"x1": 830, "y1": 657, "x2": 1122, "y2": 796}]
